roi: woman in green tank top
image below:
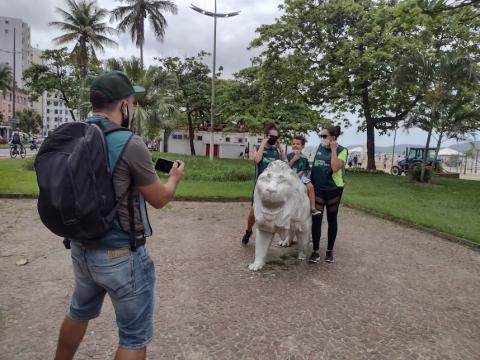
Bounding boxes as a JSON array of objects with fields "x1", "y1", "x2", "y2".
[
  {"x1": 241, "y1": 122, "x2": 285, "y2": 245},
  {"x1": 309, "y1": 125, "x2": 348, "y2": 264}
]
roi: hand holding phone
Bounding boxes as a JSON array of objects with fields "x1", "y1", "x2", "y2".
[{"x1": 155, "y1": 158, "x2": 174, "y2": 173}]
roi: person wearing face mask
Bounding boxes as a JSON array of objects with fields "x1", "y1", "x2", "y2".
[
  {"x1": 308, "y1": 125, "x2": 348, "y2": 264},
  {"x1": 241, "y1": 122, "x2": 286, "y2": 245},
  {"x1": 53, "y1": 71, "x2": 185, "y2": 360}
]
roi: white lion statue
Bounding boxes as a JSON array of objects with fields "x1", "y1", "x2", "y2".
[{"x1": 249, "y1": 160, "x2": 311, "y2": 271}]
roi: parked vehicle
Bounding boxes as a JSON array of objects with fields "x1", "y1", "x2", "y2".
[{"x1": 391, "y1": 147, "x2": 441, "y2": 176}]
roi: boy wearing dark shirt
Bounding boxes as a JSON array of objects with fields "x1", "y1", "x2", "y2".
[{"x1": 287, "y1": 135, "x2": 321, "y2": 216}]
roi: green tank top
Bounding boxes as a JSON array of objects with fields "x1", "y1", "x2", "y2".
[
  {"x1": 254, "y1": 145, "x2": 280, "y2": 180},
  {"x1": 310, "y1": 145, "x2": 348, "y2": 191}
]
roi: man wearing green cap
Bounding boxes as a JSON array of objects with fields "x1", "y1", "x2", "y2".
[{"x1": 54, "y1": 71, "x2": 185, "y2": 360}]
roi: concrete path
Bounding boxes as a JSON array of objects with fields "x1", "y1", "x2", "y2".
[
  {"x1": 0, "y1": 200, "x2": 479, "y2": 359},
  {"x1": 0, "y1": 148, "x2": 37, "y2": 158}
]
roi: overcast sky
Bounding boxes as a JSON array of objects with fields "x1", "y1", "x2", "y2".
[{"x1": 1, "y1": 0, "x2": 472, "y2": 147}]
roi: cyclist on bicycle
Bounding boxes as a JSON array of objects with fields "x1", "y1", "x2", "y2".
[{"x1": 10, "y1": 129, "x2": 24, "y2": 152}]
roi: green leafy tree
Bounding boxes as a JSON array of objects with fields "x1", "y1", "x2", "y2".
[
  {"x1": 394, "y1": 2, "x2": 480, "y2": 181},
  {"x1": 251, "y1": 0, "x2": 427, "y2": 169},
  {"x1": 104, "y1": 57, "x2": 177, "y2": 144},
  {"x1": 23, "y1": 48, "x2": 96, "y2": 121},
  {"x1": 16, "y1": 109, "x2": 42, "y2": 135},
  {"x1": 111, "y1": 0, "x2": 178, "y2": 68},
  {"x1": 396, "y1": 52, "x2": 479, "y2": 181},
  {"x1": 157, "y1": 52, "x2": 211, "y2": 155},
  {"x1": 424, "y1": 0, "x2": 480, "y2": 12},
  {"x1": 217, "y1": 66, "x2": 327, "y2": 141},
  {"x1": 0, "y1": 63, "x2": 12, "y2": 93}
]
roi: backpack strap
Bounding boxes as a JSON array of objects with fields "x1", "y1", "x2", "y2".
[
  {"x1": 127, "y1": 187, "x2": 137, "y2": 251},
  {"x1": 87, "y1": 117, "x2": 138, "y2": 251}
]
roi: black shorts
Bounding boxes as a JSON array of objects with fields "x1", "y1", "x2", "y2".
[{"x1": 314, "y1": 187, "x2": 344, "y2": 202}]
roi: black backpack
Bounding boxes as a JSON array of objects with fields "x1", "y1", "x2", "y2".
[
  {"x1": 12, "y1": 132, "x2": 21, "y2": 144},
  {"x1": 35, "y1": 121, "x2": 132, "y2": 244}
]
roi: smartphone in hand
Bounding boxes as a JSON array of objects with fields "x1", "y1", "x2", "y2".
[{"x1": 155, "y1": 158, "x2": 174, "y2": 174}]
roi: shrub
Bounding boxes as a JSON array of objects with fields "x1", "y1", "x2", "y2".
[
  {"x1": 23, "y1": 156, "x2": 36, "y2": 171},
  {"x1": 346, "y1": 167, "x2": 386, "y2": 175},
  {"x1": 409, "y1": 164, "x2": 432, "y2": 182}
]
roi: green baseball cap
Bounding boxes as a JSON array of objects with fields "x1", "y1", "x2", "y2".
[{"x1": 90, "y1": 71, "x2": 145, "y2": 103}]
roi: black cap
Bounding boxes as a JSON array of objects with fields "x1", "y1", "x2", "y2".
[{"x1": 90, "y1": 71, "x2": 145, "y2": 103}]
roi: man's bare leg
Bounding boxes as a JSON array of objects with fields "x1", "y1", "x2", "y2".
[
  {"x1": 115, "y1": 347, "x2": 146, "y2": 360},
  {"x1": 54, "y1": 316, "x2": 88, "y2": 360}
]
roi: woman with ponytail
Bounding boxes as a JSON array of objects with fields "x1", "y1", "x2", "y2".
[{"x1": 309, "y1": 125, "x2": 348, "y2": 264}]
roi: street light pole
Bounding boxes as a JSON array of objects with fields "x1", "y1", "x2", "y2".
[
  {"x1": 191, "y1": 2, "x2": 240, "y2": 160},
  {"x1": 211, "y1": 0, "x2": 217, "y2": 161},
  {"x1": 391, "y1": 125, "x2": 398, "y2": 170},
  {"x1": 12, "y1": 28, "x2": 16, "y2": 128}
]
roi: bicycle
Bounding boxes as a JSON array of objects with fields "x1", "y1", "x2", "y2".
[{"x1": 10, "y1": 144, "x2": 27, "y2": 159}]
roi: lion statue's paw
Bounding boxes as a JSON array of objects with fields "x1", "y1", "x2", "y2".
[
  {"x1": 248, "y1": 262, "x2": 265, "y2": 271},
  {"x1": 278, "y1": 238, "x2": 290, "y2": 247}
]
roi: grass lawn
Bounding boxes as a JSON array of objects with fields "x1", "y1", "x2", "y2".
[
  {"x1": 0, "y1": 144, "x2": 10, "y2": 149},
  {"x1": 1, "y1": 155, "x2": 479, "y2": 243},
  {"x1": 0, "y1": 159, "x2": 38, "y2": 194},
  {"x1": 342, "y1": 173, "x2": 480, "y2": 243}
]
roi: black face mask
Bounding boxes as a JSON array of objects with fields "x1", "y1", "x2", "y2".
[
  {"x1": 121, "y1": 104, "x2": 130, "y2": 128},
  {"x1": 267, "y1": 136, "x2": 278, "y2": 146}
]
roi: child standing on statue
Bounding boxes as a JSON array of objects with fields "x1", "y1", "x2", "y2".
[{"x1": 287, "y1": 135, "x2": 322, "y2": 216}]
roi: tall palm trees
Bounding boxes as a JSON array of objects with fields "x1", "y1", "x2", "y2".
[
  {"x1": 111, "y1": 0, "x2": 178, "y2": 68},
  {"x1": 0, "y1": 63, "x2": 12, "y2": 93},
  {"x1": 395, "y1": 51, "x2": 479, "y2": 181},
  {"x1": 50, "y1": 0, "x2": 118, "y2": 77},
  {"x1": 104, "y1": 57, "x2": 177, "y2": 141}
]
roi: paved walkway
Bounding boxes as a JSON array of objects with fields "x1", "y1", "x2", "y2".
[
  {"x1": 0, "y1": 200, "x2": 479, "y2": 359},
  {"x1": 0, "y1": 148, "x2": 37, "y2": 158}
]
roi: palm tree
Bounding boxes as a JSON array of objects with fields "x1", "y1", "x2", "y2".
[
  {"x1": 104, "y1": 57, "x2": 177, "y2": 145},
  {"x1": 395, "y1": 51, "x2": 479, "y2": 181},
  {"x1": 0, "y1": 63, "x2": 12, "y2": 93},
  {"x1": 50, "y1": 0, "x2": 118, "y2": 77},
  {"x1": 110, "y1": 0, "x2": 178, "y2": 68}
]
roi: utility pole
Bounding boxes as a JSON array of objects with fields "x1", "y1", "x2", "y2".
[
  {"x1": 391, "y1": 125, "x2": 398, "y2": 171},
  {"x1": 191, "y1": 2, "x2": 240, "y2": 160},
  {"x1": 12, "y1": 27, "x2": 16, "y2": 128}
]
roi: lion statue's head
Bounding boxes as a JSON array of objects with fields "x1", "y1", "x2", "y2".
[{"x1": 253, "y1": 160, "x2": 309, "y2": 233}]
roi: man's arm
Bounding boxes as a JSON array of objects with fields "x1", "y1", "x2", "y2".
[{"x1": 139, "y1": 161, "x2": 184, "y2": 209}]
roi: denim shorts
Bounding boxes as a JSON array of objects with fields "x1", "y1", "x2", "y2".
[
  {"x1": 68, "y1": 241, "x2": 156, "y2": 349},
  {"x1": 300, "y1": 175, "x2": 311, "y2": 184}
]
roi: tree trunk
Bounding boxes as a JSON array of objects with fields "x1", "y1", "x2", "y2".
[
  {"x1": 140, "y1": 43, "x2": 144, "y2": 69},
  {"x1": 433, "y1": 130, "x2": 443, "y2": 172},
  {"x1": 187, "y1": 112, "x2": 196, "y2": 155},
  {"x1": 366, "y1": 118, "x2": 376, "y2": 170},
  {"x1": 420, "y1": 121, "x2": 434, "y2": 182},
  {"x1": 163, "y1": 128, "x2": 171, "y2": 153},
  {"x1": 361, "y1": 85, "x2": 376, "y2": 170},
  {"x1": 475, "y1": 149, "x2": 479, "y2": 174},
  {"x1": 60, "y1": 90, "x2": 76, "y2": 122}
]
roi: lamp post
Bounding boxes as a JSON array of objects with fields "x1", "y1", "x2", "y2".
[
  {"x1": 391, "y1": 125, "x2": 398, "y2": 171},
  {"x1": 191, "y1": 2, "x2": 240, "y2": 160}
]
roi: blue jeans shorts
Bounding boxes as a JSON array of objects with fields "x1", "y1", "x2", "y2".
[
  {"x1": 68, "y1": 241, "x2": 156, "y2": 349},
  {"x1": 300, "y1": 175, "x2": 311, "y2": 185}
]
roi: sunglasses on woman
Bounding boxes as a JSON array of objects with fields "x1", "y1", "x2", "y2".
[{"x1": 319, "y1": 134, "x2": 328, "y2": 139}]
